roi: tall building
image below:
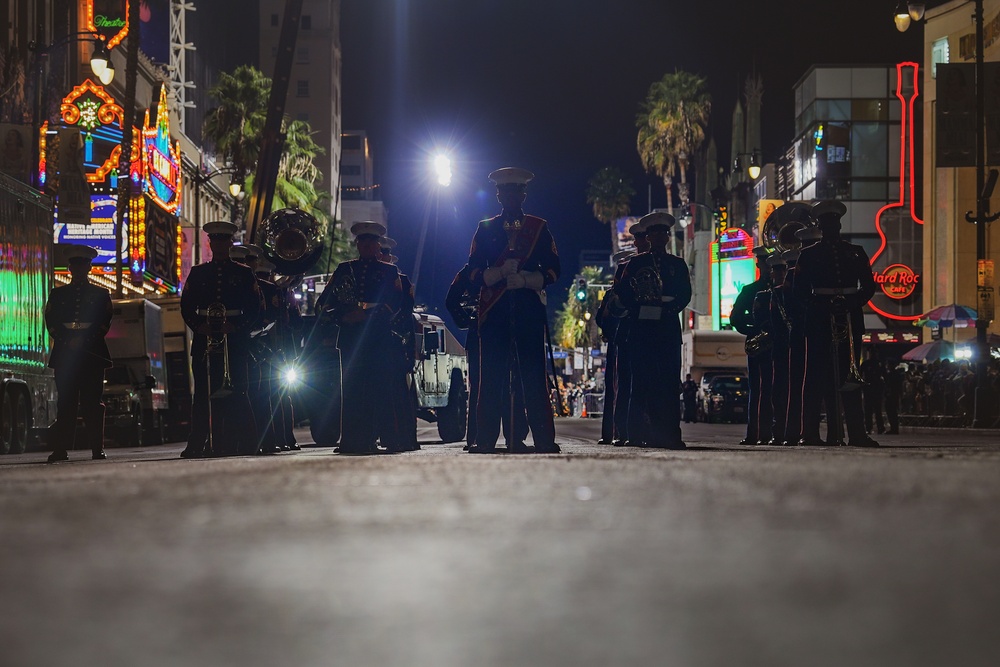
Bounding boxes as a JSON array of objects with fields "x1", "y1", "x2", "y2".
[
  {"x1": 340, "y1": 129, "x2": 387, "y2": 227},
  {"x1": 258, "y1": 0, "x2": 342, "y2": 220},
  {"x1": 922, "y1": 0, "x2": 1000, "y2": 342},
  {"x1": 789, "y1": 63, "x2": 924, "y2": 346}
]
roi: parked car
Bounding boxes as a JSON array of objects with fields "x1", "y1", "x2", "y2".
[
  {"x1": 695, "y1": 369, "x2": 743, "y2": 418},
  {"x1": 699, "y1": 374, "x2": 750, "y2": 423}
]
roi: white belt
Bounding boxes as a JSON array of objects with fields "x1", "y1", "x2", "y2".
[
  {"x1": 196, "y1": 308, "x2": 243, "y2": 316},
  {"x1": 63, "y1": 321, "x2": 92, "y2": 330}
]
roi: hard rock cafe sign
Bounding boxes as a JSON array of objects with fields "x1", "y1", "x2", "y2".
[{"x1": 873, "y1": 264, "x2": 920, "y2": 300}]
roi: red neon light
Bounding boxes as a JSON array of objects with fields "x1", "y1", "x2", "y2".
[
  {"x1": 874, "y1": 263, "x2": 920, "y2": 299},
  {"x1": 870, "y1": 61, "x2": 923, "y2": 321},
  {"x1": 87, "y1": 1, "x2": 130, "y2": 50}
]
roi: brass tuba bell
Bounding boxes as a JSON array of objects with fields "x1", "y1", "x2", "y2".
[
  {"x1": 259, "y1": 207, "x2": 324, "y2": 276},
  {"x1": 761, "y1": 201, "x2": 812, "y2": 253}
]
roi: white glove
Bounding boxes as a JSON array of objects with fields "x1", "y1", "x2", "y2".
[
  {"x1": 505, "y1": 272, "x2": 526, "y2": 289},
  {"x1": 521, "y1": 271, "x2": 544, "y2": 291},
  {"x1": 483, "y1": 267, "x2": 504, "y2": 286},
  {"x1": 500, "y1": 259, "x2": 519, "y2": 276}
]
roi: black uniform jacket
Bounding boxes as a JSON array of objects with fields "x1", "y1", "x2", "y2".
[
  {"x1": 44, "y1": 280, "x2": 113, "y2": 370},
  {"x1": 445, "y1": 264, "x2": 478, "y2": 331},
  {"x1": 616, "y1": 250, "x2": 691, "y2": 330},
  {"x1": 793, "y1": 238, "x2": 877, "y2": 325},
  {"x1": 731, "y1": 276, "x2": 770, "y2": 337},
  {"x1": 320, "y1": 258, "x2": 402, "y2": 353},
  {"x1": 467, "y1": 214, "x2": 560, "y2": 325},
  {"x1": 181, "y1": 259, "x2": 263, "y2": 356}
]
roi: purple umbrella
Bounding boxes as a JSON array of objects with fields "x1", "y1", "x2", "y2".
[
  {"x1": 916, "y1": 303, "x2": 978, "y2": 328},
  {"x1": 902, "y1": 340, "x2": 955, "y2": 362}
]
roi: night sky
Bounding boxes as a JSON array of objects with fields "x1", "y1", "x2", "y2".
[{"x1": 339, "y1": 0, "x2": 924, "y2": 327}]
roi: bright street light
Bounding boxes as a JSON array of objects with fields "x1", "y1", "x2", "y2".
[{"x1": 434, "y1": 154, "x2": 452, "y2": 187}]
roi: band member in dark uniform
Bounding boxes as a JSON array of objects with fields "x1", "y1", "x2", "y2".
[
  {"x1": 614, "y1": 222, "x2": 650, "y2": 446},
  {"x1": 764, "y1": 254, "x2": 790, "y2": 444},
  {"x1": 681, "y1": 373, "x2": 698, "y2": 424},
  {"x1": 466, "y1": 167, "x2": 560, "y2": 454},
  {"x1": 861, "y1": 350, "x2": 886, "y2": 435},
  {"x1": 446, "y1": 264, "x2": 480, "y2": 450},
  {"x1": 254, "y1": 258, "x2": 301, "y2": 451},
  {"x1": 616, "y1": 211, "x2": 692, "y2": 449},
  {"x1": 379, "y1": 238, "x2": 419, "y2": 452},
  {"x1": 779, "y1": 225, "x2": 821, "y2": 445},
  {"x1": 317, "y1": 221, "x2": 402, "y2": 455},
  {"x1": 231, "y1": 244, "x2": 281, "y2": 455},
  {"x1": 44, "y1": 244, "x2": 113, "y2": 463},
  {"x1": 794, "y1": 200, "x2": 878, "y2": 447},
  {"x1": 596, "y1": 249, "x2": 633, "y2": 442},
  {"x1": 731, "y1": 245, "x2": 773, "y2": 445},
  {"x1": 179, "y1": 221, "x2": 263, "y2": 458}
]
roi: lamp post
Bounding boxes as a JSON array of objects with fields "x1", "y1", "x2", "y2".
[
  {"x1": 733, "y1": 149, "x2": 762, "y2": 181},
  {"x1": 192, "y1": 164, "x2": 243, "y2": 265},
  {"x1": 28, "y1": 31, "x2": 115, "y2": 190},
  {"x1": 895, "y1": 1, "x2": 995, "y2": 425},
  {"x1": 412, "y1": 153, "x2": 451, "y2": 296}
]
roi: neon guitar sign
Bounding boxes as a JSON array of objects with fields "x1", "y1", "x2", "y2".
[{"x1": 869, "y1": 62, "x2": 923, "y2": 321}]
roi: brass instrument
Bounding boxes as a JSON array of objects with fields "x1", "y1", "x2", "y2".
[
  {"x1": 205, "y1": 302, "x2": 233, "y2": 399},
  {"x1": 259, "y1": 207, "x2": 323, "y2": 276},
  {"x1": 761, "y1": 202, "x2": 812, "y2": 253},
  {"x1": 830, "y1": 297, "x2": 864, "y2": 392},
  {"x1": 745, "y1": 329, "x2": 772, "y2": 356}
]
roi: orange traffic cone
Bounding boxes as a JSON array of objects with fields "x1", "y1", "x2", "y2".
[{"x1": 581, "y1": 403, "x2": 587, "y2": 418}]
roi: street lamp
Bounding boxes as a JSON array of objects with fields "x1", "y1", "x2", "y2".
[
  {"x1": 413, "y1": 152, "x2": 452, "y2": 294},
  {"x1": 894, "y1": 1, "x2": 995, "y2": 426},
  {"x1": 192, "y1": 165, "x2": 243, "y2": 265},
  {"x1": 29, "y1": 32, "x2": 115, "y2": 189},
  {"x1": 733, "y1": 150, "x2": 761, "y2": 180}
]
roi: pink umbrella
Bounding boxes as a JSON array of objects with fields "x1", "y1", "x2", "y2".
[{"x1": 902, "y1": 340, "x2": 955, "y2": 362}]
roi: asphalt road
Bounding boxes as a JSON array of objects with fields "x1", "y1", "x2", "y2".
[{"x1": 1, "y1": 418, "x2": 998, "y2": 667}]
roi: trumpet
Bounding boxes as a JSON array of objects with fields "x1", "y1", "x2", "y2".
[
  {"x1": 204, "y1": 302, "x2": 233, "y2": 399},
  {"x1": 830, "y1": 298, "x2": 864, "y2": 392}
]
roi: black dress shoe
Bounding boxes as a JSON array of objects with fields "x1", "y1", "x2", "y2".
[
  {"x1": 534, "y1": 443, "x2": 561, "y2": 453},
  {"x1": 286, "y1": 443, "x2": 301, "y2": 451},
  {"x1": 92, "y1": 451, "x2": 107, "y2": 460},
  {"x1": 259, "y1": 446, "x2": 282, "y2": 455},
  {"x1": 462, "y1": 443, "x2": 473, "y2": 451},
  {"x1": 612, "y1": 439, "x2": 626, "y2": 447},
  {"x1": 47, "y1": 451, "x2": 69, "y2": 464},
  {"x1": 851, "y1": 437, "x2": 880, "y2": 448},
  {"x1": 738, "y1": 439, "x2": 755, "y2": 446},
  {"x1": 466, "y1": 445, "x2": 496, "y2": 454},
  {"x1": 179, "y1": 448, "x2": 202, "y2": 459},
  {"x1": 597, "y1": 438, "x2": 613, "y2": 445},
  {"x1": 508, "y1": 442, "x2": 530, "y2": 453}
]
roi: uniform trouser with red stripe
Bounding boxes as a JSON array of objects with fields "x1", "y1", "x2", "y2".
[
  {"x1": 784, "y1": 332, "x2": 806, "y2": 443},
  {"x1": 600, "y1": 340, "x2": 617, "y2": 441},
  {"x1": 770, "y1": 340, "x2": 790, "y2": 443},
  {"x1": 476, "y1": 318, "x2": 554, "y2": 450},
  {"x1": 752, "y1": 351, "x2": 773, "y2": 443}
]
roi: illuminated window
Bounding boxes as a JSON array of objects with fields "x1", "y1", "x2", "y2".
[{"x1": 931, "y1": 38, "x2": 950, "y2": 78}]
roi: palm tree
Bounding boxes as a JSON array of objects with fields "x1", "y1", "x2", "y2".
[
  {"x1": 202, "y1": 65, "x2": 351, "y2": 273},
  {"x1": 586, "y1": 166, "x2": 635, "y2": 257},
  {"x1": 201, "y1": 65, "x2": 270, "y2": 180},
  {"x1": 636, "y1": 70, "x2": 711, "y2": 212}
]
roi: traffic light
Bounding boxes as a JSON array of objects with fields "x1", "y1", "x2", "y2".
[{"x1": 575, "y1": 278, "x2": 588, "y2": 301}]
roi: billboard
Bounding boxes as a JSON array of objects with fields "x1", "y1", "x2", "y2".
[
  {"x1": 54, "y1": 194, "x2": 128, "y2": 266},
  {"x1": 710, "y1": 228, "x2": 756, "y2": 330}
]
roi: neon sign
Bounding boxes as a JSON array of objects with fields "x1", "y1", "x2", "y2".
[
  {"x1": 142, "y1": 86, "x2": 181, "y2": 214},
  {"x1": 87, "y1": 0, "x2": 130, "y2": 49},
  {"x1": 874, "y1": 264, "x2": 920, "y2": 299},
  {"x1": 869, "y1": 62, "x2": 924, "y2": 322}
]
